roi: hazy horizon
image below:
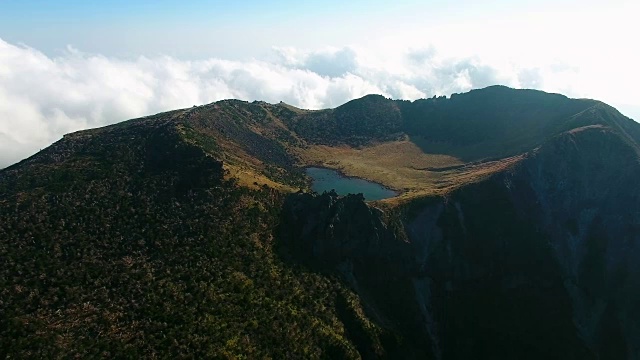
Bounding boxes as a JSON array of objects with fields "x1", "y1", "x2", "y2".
[{"x1": 1, "y1": 0, "x2": 639, "y2": 168}]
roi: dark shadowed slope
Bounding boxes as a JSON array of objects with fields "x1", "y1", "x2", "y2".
[
  {"x1": 282, "y1": 125, "x2": 640, "y2": 359},
  {"x1": 1, "y1": 86, "x2": 639, "y2": 359},
  {"x1": 0, "y1": 113, "x2": 399, "y2": 359}
]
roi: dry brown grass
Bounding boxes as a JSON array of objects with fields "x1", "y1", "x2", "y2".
[
  {"x1": 297, "y1": 139, "x2": 525, "y2": 203},
  {"x1": 384, "y1": 154, "x2": 526, "y2": 204},
  {"x1": 298, "y1": 139, "x2": 460, "y2": 192},
  {"x1": 224, "y1": 163, "x2": 297, "y2": 192},
  {"x1": 179, "y1": 124, "x2": 298, "y2": 192},
  {"x1": 181, "y1": 117, "x2": 525, "y2": 201}
]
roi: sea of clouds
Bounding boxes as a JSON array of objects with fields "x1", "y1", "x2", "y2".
[{"x1": 0, "y1": 37, "x2": 633, "y2": 168}]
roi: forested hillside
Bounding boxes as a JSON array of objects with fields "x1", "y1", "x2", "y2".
[{"x1": 2, "y1": 86, "x2": 639, "y2": 359}]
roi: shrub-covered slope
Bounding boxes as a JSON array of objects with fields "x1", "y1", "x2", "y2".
[
  {"x1": 1, "y1": 86, "x2": 639, "y2": 359},
  {"x1": 0, "y1": 117, "x2": 395, "y2": 358},
  {"x1": 290, "y1": 85, "x2": 638, "y2": 162}
]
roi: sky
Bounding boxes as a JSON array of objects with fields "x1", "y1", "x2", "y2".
[{"x1": 1, "y1": 0, "x2": 639, "y2": 168}]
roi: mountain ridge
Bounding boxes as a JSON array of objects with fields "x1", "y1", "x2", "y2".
[{"x1": 2, "y1": 86, "x2": 639, "y2": 359}]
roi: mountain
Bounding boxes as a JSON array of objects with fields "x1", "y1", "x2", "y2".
[{"x1": 1, "y1": 86, "x2": 639, "y2": 359}]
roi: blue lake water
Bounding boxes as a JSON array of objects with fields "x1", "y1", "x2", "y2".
[{"x1": 306, "y1": 167, "x2": 398, "y2": 201}]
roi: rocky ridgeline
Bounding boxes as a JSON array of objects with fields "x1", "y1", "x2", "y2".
[
  {"x1": 281, "y1": 126, "x2": 640, "y2": 359},
  {"x1": 3, "y1": 86, "x2": 640, "y2": 359},
  {"x1": 281, "y1": 191, "x2": 404, "y2": 265}
]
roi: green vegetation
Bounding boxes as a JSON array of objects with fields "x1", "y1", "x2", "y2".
[
  {"x1": 2, "y1": 86, "x2": 639, "y2": 358},
  {"x1": 287, "y1": 95, "x2": 403, "y2": 147},
  {"x1": 0, "y1": 120, "x2": 397, "y2": 358},
  {"x1": 288, "y1": 86, "x2": 639, "y2": 164}
]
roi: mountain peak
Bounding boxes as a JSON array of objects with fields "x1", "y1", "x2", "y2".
[{"x1": 2, "y1": 86, "x2": 639, "y2": 359}]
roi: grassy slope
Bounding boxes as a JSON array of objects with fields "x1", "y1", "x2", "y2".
[
  {"x1": 2, "y1": 86, "x2": 639, "y2": 358},
  {"x1": 0, "y1": 117, "x2": 394, "y2": 359},
  {"x1": 287, "y1": 86, "x2": 636, "y2": 202}
]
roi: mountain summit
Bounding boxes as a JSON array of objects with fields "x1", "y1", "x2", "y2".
[{"x1": 1, "y1": 86, "x2": 639, "y2": 359}]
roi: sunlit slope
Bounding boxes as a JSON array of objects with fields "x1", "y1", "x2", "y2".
[
  {"x1": 2, "y1": 86, "x2": 640, "y2": 358},
  {"x1": 286, "y1": 86, "x2": 640, "y2": 200}
]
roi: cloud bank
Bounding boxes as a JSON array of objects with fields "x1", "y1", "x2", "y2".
[{"x1": 0, "y1": 38, "x2": 635, "y2": 168}]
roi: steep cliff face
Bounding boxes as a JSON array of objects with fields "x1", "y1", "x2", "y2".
[
  {"x1": 280, "y1": 192, "x2": 433, "y2": 358},
  {"x1": 282, "y1": 126, "x2": 640, "y2": 359},
  {"x1": 399, "y1": 128, "x2": 640, "y2": 360},
  {"x1": 280, "y1": 191, "x2": 404, "y2": 266},
  {"x1": 3, "y1": 86, "x2": 639, "y2": 359},
  {"x1": 512, "y1": 126, "x2": 640, "y2": 359}
]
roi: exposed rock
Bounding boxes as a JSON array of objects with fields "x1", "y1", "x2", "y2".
[{"x1": 282, "y1": 126, "x2": 640, "y2": 359}]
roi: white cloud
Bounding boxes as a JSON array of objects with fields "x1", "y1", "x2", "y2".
[{"x1": 0, "y1": 37, "x2": 638, "y2": 169}]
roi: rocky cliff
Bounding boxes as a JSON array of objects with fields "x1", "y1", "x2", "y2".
[
  {"x1": 281, "y1": 126, "x2": 640, "y2": 359},
  {"x1": 2, "y1": 86, "x2": 639, "y2": 359}
]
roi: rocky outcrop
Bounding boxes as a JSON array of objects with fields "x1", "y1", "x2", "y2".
[
  {"x1": 281, "y1": 191, "x2": 405, "y2": 266},
  {"x1": 280, "y1": 191, "x2": 434, "y2": 358},
  {"x1": 282, "y1": 126, "x2": 640, "y2": 359},
  {"x1": 513, "y1": 126, "x2": 640, "y2": 359}
]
